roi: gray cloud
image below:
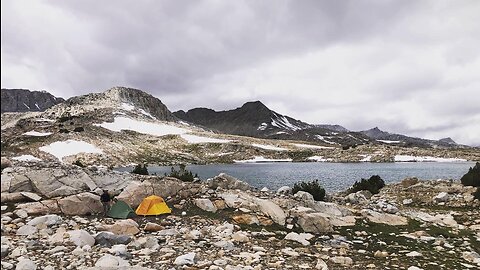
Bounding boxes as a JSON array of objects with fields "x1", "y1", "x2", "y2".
[{"x1": 1, "y1": 0, "x2": 480, "y2": 145}]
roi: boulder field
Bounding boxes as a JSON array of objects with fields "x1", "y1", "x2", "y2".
[{"x1": 1, "y1": 163, "x2": 479, "y2": 269}]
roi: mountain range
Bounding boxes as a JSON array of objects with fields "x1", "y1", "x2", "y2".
[{"x1": 0, "y1": 87, "x2": 466, "y2": 149}]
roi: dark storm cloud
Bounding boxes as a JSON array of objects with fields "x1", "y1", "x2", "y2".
[{"x1": 1, "y1": 0, "x2": 480, "y2": 145}]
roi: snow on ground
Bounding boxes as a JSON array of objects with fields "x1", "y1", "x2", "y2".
[
  {"x1": 34, "y1": 103, "x2": 41, "y2": 110},
  {"x1": 181, "y1": 134, "x2": 231, "y2": 144},
  {"x1": 307, "y1": 156, "x2": 330, "y2": 162},
  {"x1": 178, "y1": 121, "x2": 190, "y2": 126},
  {"x1": 39, "y1": 140, "x2": 103, "y2": 161},
  {"x1": 234, "y1": 156, "x2": 293, "y2": 163},
  {"x1": 377, "y1": 140, "x2": 401, "y2": 144},
  {"x1": 35, "y1": 118, "x2": 55, "y2": 123},
  {"x1": 394, "y1": 155, "x2": 467, "y2": 162},
  {"x1": 23, "y1": 131, "x2": 53, "y2": 137},
  {"x1": 95, "y1": 116, "x2": 230, "y2": 144},
  {"x1": 359, "y1": 154, "x2": 372, "y2": 162},
  {"x1": 138, "y1": 108, "x2": 155, "y2": 119},
  {"x1": 12, "y1": 155, "x2": 42, "y2": 162},
  {"x1": 315, "y1": 135, "x2": 337, "y2": 144},
  {"x1": 293, "y1": 143, "x2": 334, "y2": 149},
  {"x1": 121, "y1": 103, "x2": 135, "y2": 111},
  {"x1": 94, "y1": 117, "x2": 188, "y2": 136},
  {"x1": 276, "y1": 131, "x2": 288, "y2": 135},
  {"x1": 257, "y1": 123, "x2": 268, "y2": 131},
  {"x1": 271, "y1": 112, "x2": 302, "y2": 131},
  {"x1": 252, "y1": 143, "x2": 288, "y2": 151}
]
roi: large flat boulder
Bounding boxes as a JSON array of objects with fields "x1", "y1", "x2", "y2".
[
  {"x1": 26, "y1": 168, "x2": 96, "y2": 198},
  {"x1": 362, "y1": 209, "x2": 408, "y2": 226},
  {"x1": 207, "y1": 173, "x2": 251, "y2": 191},
  {"x1": 117, "y1": 178, "x2": 184, "y2": 207},
  {"x1": 58, "y1": 192, "x2": 103, "y2": 215},
  {"x1": 16, "y1": 200, "x2": 61, "y2": 215}
]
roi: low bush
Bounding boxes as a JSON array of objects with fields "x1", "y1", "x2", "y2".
[
  {"x1": 131, "y1": 164, "x2": 149, "y2": 175},
  {"x1": 349, "y1": 175, "x2": 385, "y2": 195},
  {"x1": 165, "y1": 164, "x2": 198, "y2": 182},
  {"x1": 73, "y1": 159, "x2": 85, "y2": 167},
  {"x1": 473, "y1": 188, "x2": 480, "y2": 201},
  {"x1": 460, "y1": 162, "x2": 480, "y2": 187},
  {"x1": 292, "y1": 179, "x2": 326, "y2": 201}
]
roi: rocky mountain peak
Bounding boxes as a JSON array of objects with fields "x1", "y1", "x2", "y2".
[
  {"x1": 1, "y1": 88, "x2": 64, "y2": 113},
  {"x1": 438, "y1": 137, "x2": 457, "y2": 145},
  {"x1": 46, "y1": 86, "x2": 175, "y2": 121}
]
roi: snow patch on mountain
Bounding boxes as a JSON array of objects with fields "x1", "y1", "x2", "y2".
[
  {"x1": 234, "y1": 156, "x2": 293, "y2": 163},
  {"x1": 257, "y1": 123, "x2": 268, "y2": 131},
  {"x1": 377, "y1": 140, "x2": 400, "y2": 144},
  {"x1": 23, "y1": 131, "x2": 53, "y2": 137},
  {"x1": 293, "y1": 143, "x2": 334, "y2": 149},
  {"x1": 39, "y1": 140, "x2": 103, "y2": 161},
  {"x1": 252, "y1": 143, "x2": 288, "y2": 151},
  {"x1": 95, "y1": 117, "x2": 187, "y2": 136},
  {"x1": 315, "y1": 135, "x2": 338, "y2": 145},
  {"x1": 12, "y1": 155, "x2": 42, "y2": 162},
  {"x1": 394, "y1": 155, "x2": 466, "y2": 162}
]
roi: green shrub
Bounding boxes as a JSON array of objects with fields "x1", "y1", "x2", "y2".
[
  {"x1": 73, "y1": 159, "x2": 85, "y2": 167},
  {"x1": 131, "y1": 164, "x2": 149, "y2": 175},
  {"x1": 473, "y1": 188, "x2": 480, "y2": 200},
  {"x1": 292, "y1": 179, "x2": 326, "y2": 201},
  {"x1": 165, "y1": 164, "x2": 198, "y2": 182},
  {"x1": 349, "y1": 175, "x2": 385, "y2": 194},
  {"x1": 460, "y1": 162, "x2": 480, "y2": 187}
]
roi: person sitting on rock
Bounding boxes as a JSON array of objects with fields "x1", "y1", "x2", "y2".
[{"x1": 100, "y1": 190, "x2": 111, "y2": 216}]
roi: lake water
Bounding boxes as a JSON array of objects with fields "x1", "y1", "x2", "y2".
[{"x1": 118, "y1": 162, "x2": 475, "y2": 192}]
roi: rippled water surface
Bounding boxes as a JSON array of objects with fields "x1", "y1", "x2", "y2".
[{"x1": 118, "y1": 162, "x2": 475, "y2": 192}]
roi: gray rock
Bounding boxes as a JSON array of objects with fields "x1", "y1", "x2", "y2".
[
  {"x1": 68, "y1": 230, "x2": 95, "y2": 247},
  {"x1": 174, "y1": 252, "x2": 196, "y2": 266},
  {"x1": 194, "y1": 198, "x2": 217, "y2": 213},
  {"x1": 13, "y1": 209, "x2": 28, "y2": 219},
  {"x1": 296, "y1": 212, "x2": 333, "y2": 233},
  {"x1": 207, "y1": 173, "x2": 251, "y2": 191},
  {"x1": 16, "y1": 200, "x2": 61, "y2": 215},
  {"x1": 1, "y1": 244, "x2": 10, "y2": 258},
  {"x1": 95, "y1": 232, "x2": 132, "y2": 247},
  {"x1": 15, "y1": 257, "x2": 37, "y2": 270},
  {"x1": 329, "y1": 256, "x2": 353, "y2": 266},
  {"x1": 16, "y1": 225, "x2": 37, "y2": 236},
  {"x1": 277, "y1": 186, "x2": 291, "y2": 194},
  {"x1": 27, "y1": 214, "x2": 63, "y2": 227},
  {"x1": 58, "y1": 192, "x2": 102, "y2": 215},
  {"x1": 434, "y1": 192, "x2": 449, "y2": 203},
  {"x1": 1, "y1": 261, "x2": 13, "y2": 270},
  {"x1": 361, "y1": 210, "x2": 408, "y2": 226},
  {"x1": 95, "y1": 254, "x2": 130, "y2": 267},
  {"x1": 19, "y1": 192, "x2": 42, "y2": 202},
  {"x1": 284, "y1": 232, "x2": 314, "y2": 246}
]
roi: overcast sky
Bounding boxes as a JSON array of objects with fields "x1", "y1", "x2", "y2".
[{"x1": 2, "y1": 0, "x2": 479, "y2": 145}]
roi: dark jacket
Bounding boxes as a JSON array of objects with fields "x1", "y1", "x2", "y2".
[{"x1": 100, "y1": 192, "x2": 111, "y2": 203}]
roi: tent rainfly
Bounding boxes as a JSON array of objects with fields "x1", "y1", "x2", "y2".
[
  {"x1": 108, "y1": 200, "x2": 135, "y2": 219},
  {"x1": 135, "y1": 195, "x2": 172, "y2": 216}
]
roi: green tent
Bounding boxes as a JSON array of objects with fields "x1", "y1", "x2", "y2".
[{"x1": 107, "y1": 200, "x2": 135, "y2": 219}]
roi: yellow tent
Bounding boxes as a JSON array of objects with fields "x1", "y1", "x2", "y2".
[{"x1": 135, "y1": 195, "x2": 172, "y2": 216}]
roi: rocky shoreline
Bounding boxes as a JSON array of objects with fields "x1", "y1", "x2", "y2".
[{"x1": 1, "y1": 162, "x2": 479, "y2": 269}]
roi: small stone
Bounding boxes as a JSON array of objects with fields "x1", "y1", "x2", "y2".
[
  {"x1": 15, "y1": 257, "x2": 37, "y2": 270},
  {"x1": 374, "y1": 250, "x2": 388, "y2": 258},
  {"x1": 329, "y1": 256, "x2": 353, "y2": 266},
  {"x1": 174, "y1": 252, "x2": 196, "y2": 266},
  {"x1": 406, "y1": 251, "x2": 423, "y2": 257},
  {"x1": 143, "y1": 222, "x2": 163, "y2": 232},
  {"x1": 284, "y1": 232, "x2": 314, "y2": 246},
  {"x1": 315, "y1": 258, "x2": 328, "y2": 270}
]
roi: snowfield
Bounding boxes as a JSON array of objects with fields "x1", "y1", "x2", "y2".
[
  {"x1": 394, "y1": 155, "x2": 466, "y2": 162},
  {"x1": 23, "y1": 131, "x2": 53, "y2": 137},
  {"x1": 293, "y1": 143, "x2": 334, "y2": 149},
  {"x1": 12, "y1": 155, "x2": 42, "y2": 162},
  {"x1": 39, "y1": 140, "x2": 103, "y2": 161},
  {"x1": 377, "y1": 140, "x2": 401, "y2": 144},
  {"x1": 307, "y1": 156, "x2": 330, "y2": 162},
  {"x1": 95, "y1": 116, "x2": 230, "y2": 144},
  {"x1": 252, "y1": 143, "x2": 288, "y2": 151},
  {"x1": 234, "y1": 156, "x2": 293, "y2": 163},
  {"x1": 94, "y1": 117, "x2": 187, "y2": 136}
]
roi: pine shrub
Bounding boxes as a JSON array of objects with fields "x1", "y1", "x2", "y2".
[
  {"x1": 349, "y1": 175, "x2": 385, "y2": 195},
  {"x1": 131, "y1": 164, "x2": 149, "y2": 175},
  {"x1": 165, "y1": 164, "x2": 198, "y2": 182},
  {"x1": 292, "y1": 179, "x2": 326, "y2": 201},
  {"x1": 460, "y1": 162, "x2": 480, "y2": 187}
]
